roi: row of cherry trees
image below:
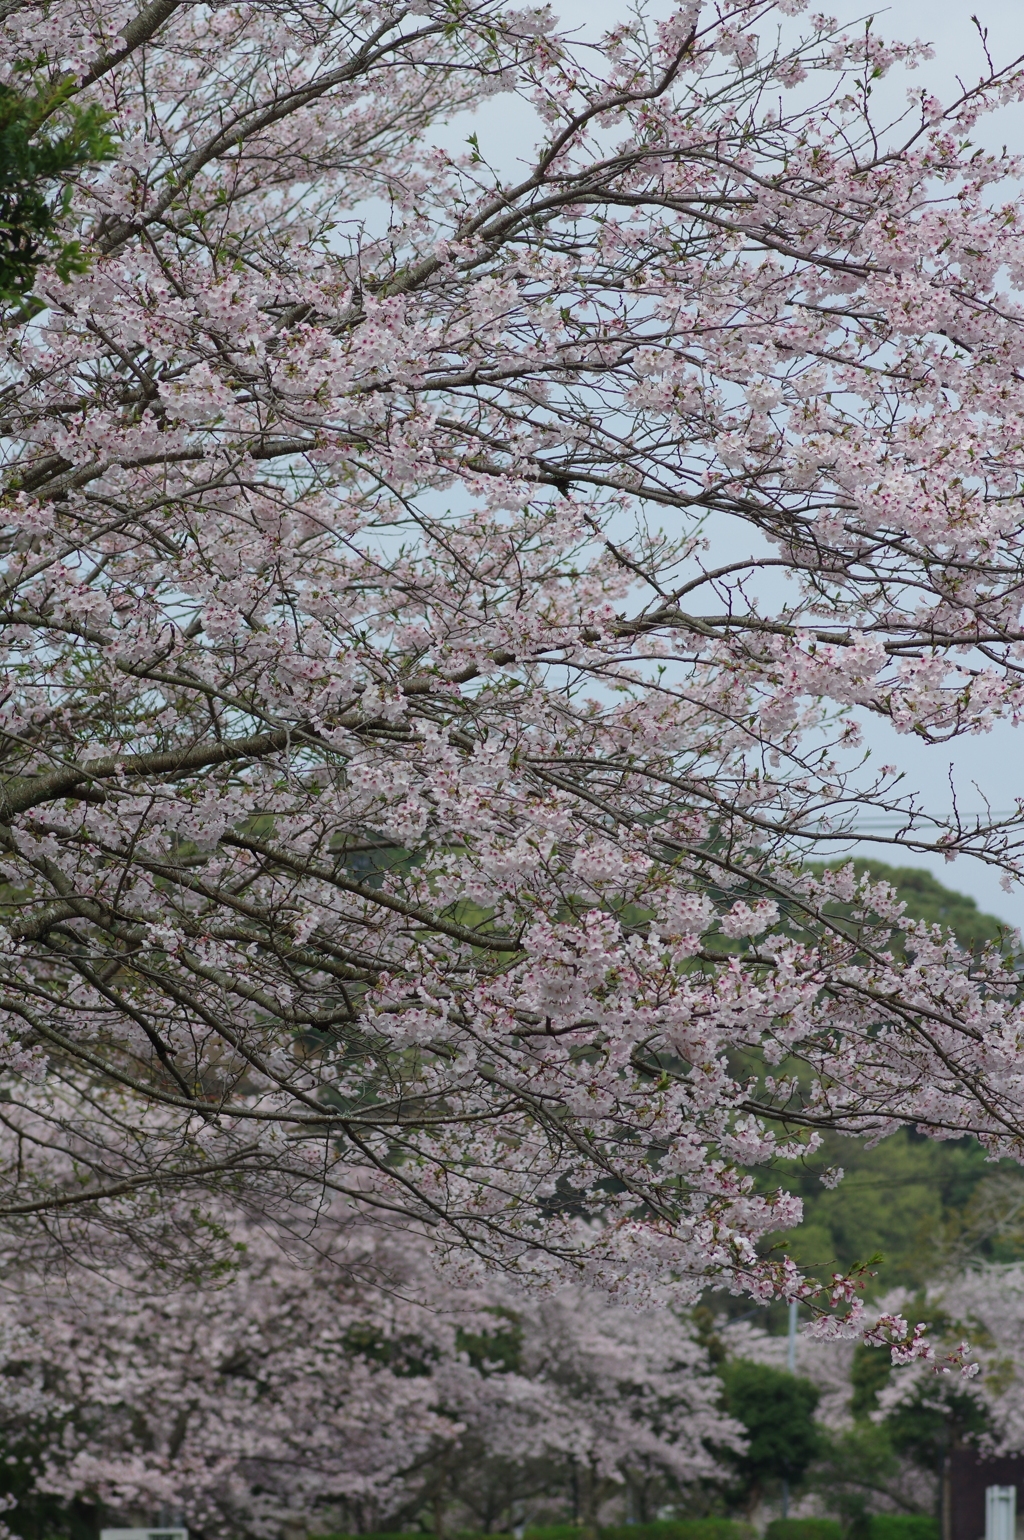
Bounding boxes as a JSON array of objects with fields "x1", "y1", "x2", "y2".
[
  {"x1": 8, "y1": 1223, "x2": 1024, "y2": 1540},
  {"x1": 0, "y1": 1212, "x2": 741, "y2": 1540}
]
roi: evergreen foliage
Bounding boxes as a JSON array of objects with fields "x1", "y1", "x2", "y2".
[
  {"x1": 0, "y1": 76, "x2": 112, "y2": 300},
  {"x1": 312, "y1": 1527, "x2": 757, "y2": 1540},
  {"x1": 598, "y1": 1527, "x2": 754, "y2": 1540},
  {"x1": 868, "y1": 1520, "x2": 938, "y2": 1540},
  {"x1": 764, "y1": 1521, "x2": 841, "y2": 1540},
  {"x1": 719, "y1": 1362, "x2": 821, "y2": 1490},
  {"x1": 765, "y1": 1127, "x2": 1001, "y2": 1294}
]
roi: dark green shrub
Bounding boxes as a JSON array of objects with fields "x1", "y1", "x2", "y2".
[
  {"x1": 764, "y1": 1521, "x2": 842, "y2": 1540},
  {"x1": 525, "y1": 1527, "x2": 583, "y2": 1540},
  {"x1": 869, "y1": 1518, "x2": 938, "y2": 1540},
  {"x1": 599, "y1": 1523, "x2": 755, "y2": 1540},
  {"x1": 310, "y1": 1532, "x2": 434, "y2": 1540},
  {"x1": 314, "y1": 1523, "x2": 757, "y2": 1540},
  {"x1": 721, "y1": 1362, "x2": 822, "y2": 1489}
]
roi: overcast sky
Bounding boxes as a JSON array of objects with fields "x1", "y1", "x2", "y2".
[
  {"x1": 791, "y1": 0, "x2": 1024, "y2": 927},
  {"x1": 437, "y1": 0, "x2": 1022, "y2": 911},
  {"x1": 445, "y1": 0, "x2": 1024, "y2": 924}
]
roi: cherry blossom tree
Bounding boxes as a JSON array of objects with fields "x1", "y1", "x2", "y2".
[
  {"x1": 0, "y1": 1214, "x2": 740, "y2": 1540},
  {"x1": 4, "y1": 0, "x2": 1024, "y2": 1332},
  {"x1": 438, "y1": 1284, "x2": 743, "y2": 1532},
  {"x1": 876, "y1": 1265, "x2": 1024, "y2": 1455},
  {"x1": 0, "y1": 1216, "x2": 461, "y2": 1539}
]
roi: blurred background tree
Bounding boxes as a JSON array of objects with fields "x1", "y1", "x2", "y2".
[
  {"x1": 719, "y1": 1363, "x2": 821, "y2": 1516},
  {"x1": 0, "y1": 74, "x2": 112, "y2": 303}
]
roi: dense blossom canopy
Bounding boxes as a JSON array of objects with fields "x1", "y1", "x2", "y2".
[
  {"x1": 0, "y1": 1215, "x2": 740, "y2": 1538},
  {"x1": 2, "y1": 0, "x2": 1024, "y2": 1343}
]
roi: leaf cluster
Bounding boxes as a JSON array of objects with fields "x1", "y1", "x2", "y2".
[
  {"x1": 719, "y1": 1361, "x2": 821, "y2": 1488},
  {"x1": 0, "y1": 76, "x2": 114, "y2": 301}
]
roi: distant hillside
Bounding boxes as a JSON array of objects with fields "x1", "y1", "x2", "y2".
[
  {"x1": 806, "y1": 858, "x2": 1012, "y2": 955},
  {"x1": 760, "y1": 861, "x2": 1022, "y2": 1301}
]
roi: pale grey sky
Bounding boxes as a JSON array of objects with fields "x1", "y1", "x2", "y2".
[
  {"x1": 803, "y1": 0, "x2": 1024, "y2": 927},
  {"x1": 448, "y1": 0, "x2": 1024, "y2": 925}
]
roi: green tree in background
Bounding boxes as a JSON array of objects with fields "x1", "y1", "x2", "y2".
[
  {"x1": 0, "y1": 76, "x2": 113, "y2": 302},
  {"x1": 720, "y1": 1362, "x2": 821, "y2": 1513},
  {"x1": 764, "y1": 1128, "x2": 999, "y2": 1295}
]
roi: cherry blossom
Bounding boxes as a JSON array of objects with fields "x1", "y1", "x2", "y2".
[
  {"x1": 1, "y1": 0, "x2": 1024, "y2": 1342},
  {"x1": 0, "y1": 1213, "x2": 740, "y2": 1538},
  {"x1": 876, "y1": 1263, "x2": 1024, "y2": 1448}
]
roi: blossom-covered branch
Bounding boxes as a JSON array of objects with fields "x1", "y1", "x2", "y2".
[{"x1": 0, "y1": 0, "x2": 1023, "y2": 1332}]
